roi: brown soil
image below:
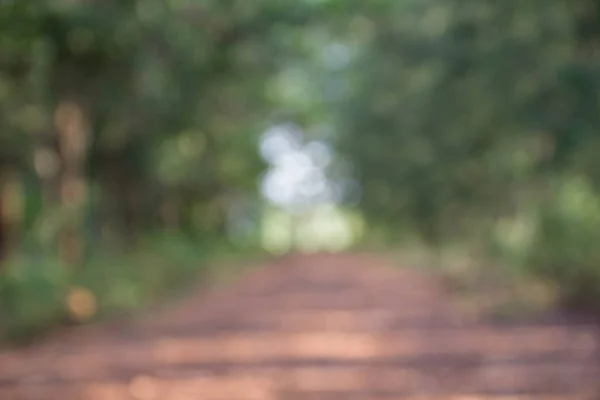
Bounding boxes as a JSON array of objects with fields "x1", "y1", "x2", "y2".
[{"x1": 0, "y1": 252, "x2": 599, "y2": 399}]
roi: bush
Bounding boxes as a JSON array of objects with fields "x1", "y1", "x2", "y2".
[
  {"x1": 0, "y1": 234, "x2": 211, "y2": 347},
  {"x1": 526, "y1": 176, "x2": 600, "y2": 309},
  {"x1": 0, "y1": 257, "x2": 69, "y2": 344},
  {"x1": 487, "y1": 208, "x2": 538, "y2": 269}
]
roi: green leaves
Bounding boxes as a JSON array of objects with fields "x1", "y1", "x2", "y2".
[{"x1": 332, "y1": 0, "x2": 584, "y2": 243}]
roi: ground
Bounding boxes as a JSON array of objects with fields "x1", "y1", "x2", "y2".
[{"x1": 0, "y1": 253, "x2": 599, "y2": 399}]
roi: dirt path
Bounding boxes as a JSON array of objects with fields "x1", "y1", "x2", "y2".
[{"x1": 0, "y1": 253, "x2": 599, "y2": 399}]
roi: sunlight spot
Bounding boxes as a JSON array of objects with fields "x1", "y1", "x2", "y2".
[
  {"x1": 65, "y1": 286, "x2": 97, "y2": 321},
  {"x1": 129, "y1": 375, "x2": 158, "y2": 400},
  {"x1": 34, "y1": 148, "x2": 60, "y2": 179}
]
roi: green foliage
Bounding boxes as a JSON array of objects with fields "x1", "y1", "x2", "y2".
[
  {"x1": 526, "y1": 177, "x2": 600, "y2": 308},
  {"x1": 0, "y1": 234, "x2": 210, "y2": 346},
  {"x1": 336, "y1": 0, "x2": 572, "y2": 242},
  {"x1": 330, "y1": 0, "x2": 600, "y2": 310},
  {"x1": 5, "y1": 0, "x2": 600, "y2": 342},
  {"x1": 0, "y1": 258, "x2": 68, "y2": 344},
  {"x1": 0, "y1": 0, "x2": 321, "y2": 344},
  {"x1": 487, "y1": 209, "x2": 538, "y2": 268}
]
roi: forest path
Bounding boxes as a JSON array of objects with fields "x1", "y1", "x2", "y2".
[{"x1": 0, "y1": 252, "x2": 598, "y2": 399}]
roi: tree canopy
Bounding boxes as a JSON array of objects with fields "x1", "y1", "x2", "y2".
[{"x1": 4, "y1": 0, "x2": 600, "y2": 341}]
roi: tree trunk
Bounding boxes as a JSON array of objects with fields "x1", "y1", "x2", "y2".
[
  {"x1": 161, "y1": 193, "x2": 181, "y2": 231},
  {"x1": 0, "y1": 169, "x2": 22, "y2": 267},
  {"x1": 55, "y1": 100, "x2": 90, "y2": 267}
]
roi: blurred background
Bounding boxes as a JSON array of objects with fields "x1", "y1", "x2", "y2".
[{"x1": 1, "y1": 0, "x2": 600, "y2": 346}]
